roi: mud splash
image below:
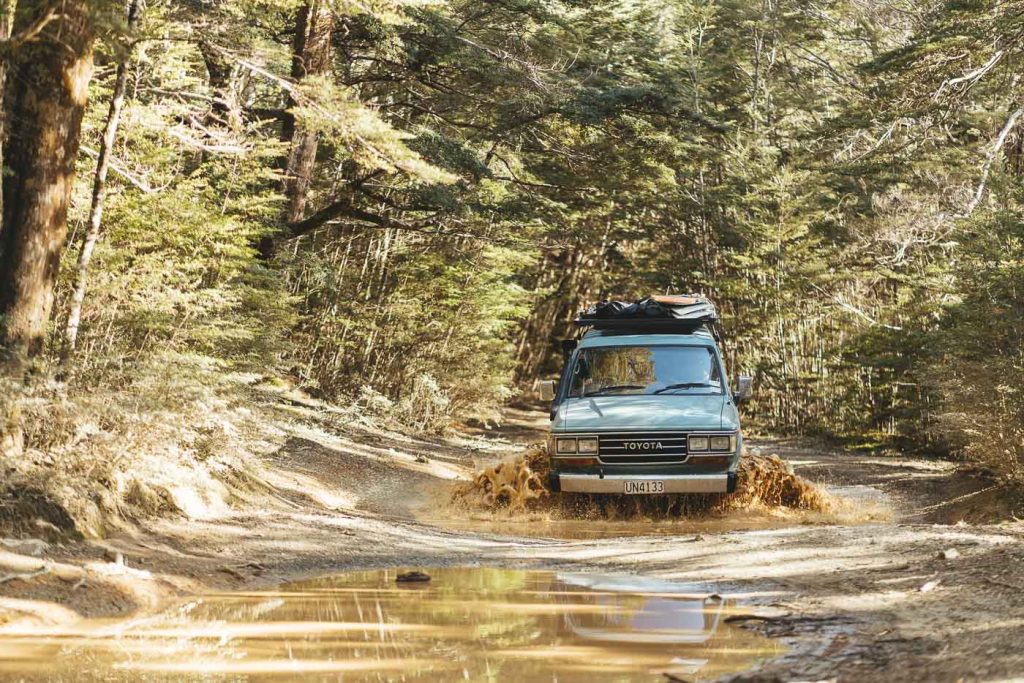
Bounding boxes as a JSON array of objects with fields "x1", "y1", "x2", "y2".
[
  {"x1": 452, "y1": 444, "x2": 550, "y2": 511},
  {"x1": 452, "y1": 444, "x2": 832, "y2": 518}
]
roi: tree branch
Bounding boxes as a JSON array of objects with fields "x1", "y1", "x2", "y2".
[
  {"x1": 0, "y1": 8, "x2": 59, "y2": 56},
  {"x1": 79, "y1": 145, "x2": 157, "y2": 194},
  {"x1": 934, "y1": 50, "x2": 1005, "y2": 101},
  {"x1": 811, "y1": 284, "x2": 902, "y2": 331},
  {"x1": 959, "y1": 102, "x2": 1024, "y2": 218},
  {"x1": 288, "y1": 171, "x2": 386, "y2": 237},
  {"x1": 290, "y1": 204, "x2": 563, "y2": 250},
  {"x1": 490, "y1": 153, "x2": 596, "y2": 192}
]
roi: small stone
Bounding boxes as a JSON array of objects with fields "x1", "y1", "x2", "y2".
[
  {"x1": 396, "y1": 570, "x2": 431, "y2": 583},
  {"x1": 102, "y1": 549, "x2": 125, "y2": 566},
  {"x1": 939, "y1": 548, "x2": 960, "y2": 560},
  {"x1": 920, "y1": 579, "x2": 941, "y2": 593}
]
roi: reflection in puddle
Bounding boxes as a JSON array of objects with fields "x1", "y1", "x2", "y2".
[{"x1": 0, "y1": 568, "x2": 783, "y2": 681}]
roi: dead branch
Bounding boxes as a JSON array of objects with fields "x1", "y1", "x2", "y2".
[
  {"x1": 79, "y1": 145, "x2": 157, "y2": 194},
  {"x1": 879, "y1": 101, "x2": 1024, "y2": 265},
  {"x1": 960, "y1": 102, "x2": 1024, "y2": 217},
  {"x1": 811, "y1": 284, "x2": 903, "y2": 331},
  {"x1": 934, "y1": 50, "x2": 1005, "y2": 101}
]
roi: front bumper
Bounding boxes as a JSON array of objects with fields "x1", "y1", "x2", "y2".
[{"x1": 553, "y1": 472, "x2": 736, "y2": 494}]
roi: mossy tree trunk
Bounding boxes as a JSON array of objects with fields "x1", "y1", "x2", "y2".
[
  {"x1": 0, "y1": 0, "x2": 94, "y2": 372},
  {"x1": 0, "y1": 0, "x2": 18, "y2": 223},
  {"x1": 282, "y1": 0, "x2": 334, "y2": 225}
]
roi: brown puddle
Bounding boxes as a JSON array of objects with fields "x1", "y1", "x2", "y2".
[
  {"x1": 0, "y1": 568, "x2": 783, "y2": 681},
  {"x1": 417, "y1": 509, "x2": 818, "y2": 539}
]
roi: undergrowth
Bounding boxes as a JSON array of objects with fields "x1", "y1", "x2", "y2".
[{"x1": 0, "y1": 352, "x2": 283, "y2": 539}]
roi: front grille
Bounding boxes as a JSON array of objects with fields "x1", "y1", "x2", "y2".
[
  {"x1": 597, "y1": 432, "x2": 688, "y2": 464},
  {"x1": 600, "y1": 455, "x2": 686, "y2": 464}
]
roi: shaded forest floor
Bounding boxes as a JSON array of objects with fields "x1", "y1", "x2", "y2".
[{"x1": 1, "y1": 395, "x2": 1023, "y2": 681}]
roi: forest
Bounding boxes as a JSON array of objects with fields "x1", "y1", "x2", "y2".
[{"x1": 0, "y1": 0, "x2": 1023, "y2": 529}]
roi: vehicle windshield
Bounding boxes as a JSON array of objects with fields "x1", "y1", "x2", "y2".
[{"x1": 566, "y1": 345, "x2": 723, "y2": 398}]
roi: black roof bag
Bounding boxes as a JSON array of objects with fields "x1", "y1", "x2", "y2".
[{"x1": 575, "y1": 295, "x2": 719, "y2": 330}]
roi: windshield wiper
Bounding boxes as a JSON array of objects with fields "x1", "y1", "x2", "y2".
[
  {"x1": 583, "y1": 384, "x2": 645, "y2": 396},
  {"x1": 652, "y1": 382, "x2": 715, "y2": 394}
]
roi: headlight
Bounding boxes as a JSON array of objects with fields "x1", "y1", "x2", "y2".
[
  {"x1": 577, "y1": 437, "x2": 599, "y2": 454},
  {"x1": 688, "y1": 435, "x2": 709, "y2": 452},
  {"x1": 556, "y1": 437, "x2": 578, "y2": 454},
  {"x1": 710, "y1": 435, "x2": 736, "y2": 451}
]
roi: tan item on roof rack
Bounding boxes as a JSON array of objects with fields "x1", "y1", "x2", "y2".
[{"x1": 651, "y1": 294, "x2": 701, "y2": 306}]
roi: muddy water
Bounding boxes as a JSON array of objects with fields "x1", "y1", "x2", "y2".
[
  {"x1": 417, "y1": 510, "x2": 812, "y2": 539},
  {"x1": 0, "y1": 568, "x2": 782, "y2": 681},
  {"x1": 421, "y1": 488, "x2": 888, "y2": 540}
]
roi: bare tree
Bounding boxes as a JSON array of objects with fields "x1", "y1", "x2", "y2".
[{"x1": 61, "y1": 0, "x2": 144, "y2": 362}]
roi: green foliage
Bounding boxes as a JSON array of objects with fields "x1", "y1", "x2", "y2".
[
  {"x1": 925, "y1": 209, "x2": 1024, "y2": 481},
  {"x1": 293, "y1": 76, "x2": 456, "y2": 183},
  {"x1": 22, "y1": 0, "x2": 1024, "y2": 484},
  {"x1": 284, "y1": 236, "x2": 533, "y2": 422},
  {"x1": 57, "y1": 14, "x2": 294, "y2": 377}
]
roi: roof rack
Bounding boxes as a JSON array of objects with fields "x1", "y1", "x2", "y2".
[
  {"x1": 573, "y1": 317, "x2": 712, "y2": 332},
  {"x1": 573, "y1": 294, "x2": 718, "y2": 326},
  {"x1": 572, "y1": 294, "x2": 720, "y2": 338}
]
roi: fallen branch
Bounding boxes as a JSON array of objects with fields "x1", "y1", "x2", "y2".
[
  {"x1": 0, "y1": 563, "x2": 50, "y2": 585},
  {"x1": 724, "y1": 613, "x2": 845, "y2": 625},
  {"x1": 723, "y1": 613, "x2": 790, "y2": 623},
  {"x1": 911, "y1": 484, "x2": 998, "y2": 514}
]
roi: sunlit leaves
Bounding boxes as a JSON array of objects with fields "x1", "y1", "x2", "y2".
[{"x1": 292, "y1": 75, "x2": 457, "y2": 183}]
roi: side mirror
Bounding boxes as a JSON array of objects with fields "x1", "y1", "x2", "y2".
[
  {"x1": 538, "y1": 380, "x2": 557, "y2": 402},
  {"x1": 734, "y1": 375, "x2": 753, "y2": 403}
]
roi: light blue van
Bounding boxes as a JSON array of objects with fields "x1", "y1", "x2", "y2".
[{"x1": 539, "y1": 298, "x2": 751, "y2": 495}]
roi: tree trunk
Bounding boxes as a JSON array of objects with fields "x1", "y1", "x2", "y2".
[
  {"x1": 0, "y1": 0, "x2": 95, "y2": 371},
  {"x1": 0, "y1": 0, "x2": 18, "y2": 223},
  {"x1": 61, "y1": 0, "x2": 143, "y2": 362},
  {"x1": 199, "y1": 39, "x2": 242, "y2": 131},
  {"x1": 282, "y1": 0, "x2": 334, "y2": 224}
]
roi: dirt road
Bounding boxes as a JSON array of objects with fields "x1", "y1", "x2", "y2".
[{"x1": 1, "y1": 402, "x2": 1023, "y2": 681}]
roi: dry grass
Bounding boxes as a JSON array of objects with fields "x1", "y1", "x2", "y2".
[
  {"x1": 0, "y1": 353, "x2": 282, "y2": 539},
  {"x1": 931, "y1": 360, "x2": 1024, "y2": 485},
  {"x1": 453, "y1": 444, "x2": 833, "y2": 518}
]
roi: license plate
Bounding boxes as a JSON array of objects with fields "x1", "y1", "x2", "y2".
[{"x1": 624, "y1": 480, "x2": 664, "y2": 494}]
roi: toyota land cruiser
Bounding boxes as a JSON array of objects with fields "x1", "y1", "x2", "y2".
[{"x1": 538, "y1": 296, "x2": 751, "y2": 495}]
